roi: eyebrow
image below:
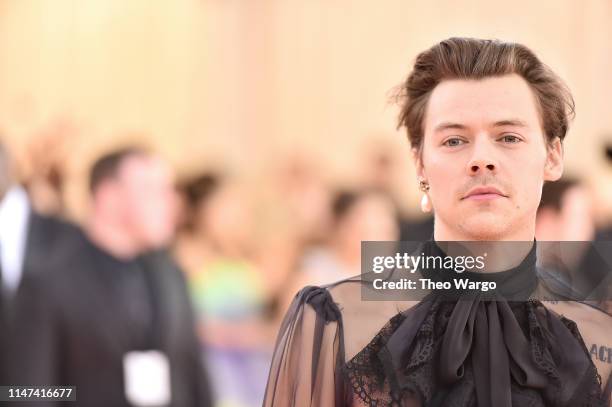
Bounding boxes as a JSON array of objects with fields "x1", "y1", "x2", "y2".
[
  {"x1": 492, "y1": 119, "x2": 528, "y2": 128},
  {"x1": 433, "y1": 122, "x2": 468, "y2": 133},
  {"x1": 433, "y1": 119, "x2": 528, "y2": 133}
]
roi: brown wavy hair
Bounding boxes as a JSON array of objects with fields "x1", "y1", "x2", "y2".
[{"x1": 395, "y1": 37, "x2": 575, "y2": 152}]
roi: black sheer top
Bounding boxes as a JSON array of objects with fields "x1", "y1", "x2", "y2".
[{"x1": 264, "y1": 242, "x2": 612, "y2": 406}]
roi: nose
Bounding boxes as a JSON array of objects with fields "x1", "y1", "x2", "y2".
[
  {"x1": 469, "y1": 162, "x2": 495, "y2": 173},
  {"x1": 467, "y1": 138, "x2": 498, "y2": 175}
]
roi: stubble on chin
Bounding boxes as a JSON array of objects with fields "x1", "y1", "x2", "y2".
[{"x1": 455, "y1": 212, "x2": 512, "y2": 241}]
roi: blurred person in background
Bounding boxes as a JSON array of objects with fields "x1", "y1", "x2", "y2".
[
  {"x1": 295, "y1": 188, "x2": 399, "y2": 287},
  {"x1": 535, "y1": 178, "x2": 593, "y2": 297},
  {"x1": 274, "y1": 154, "x2": 332, "y2": 247},
  {"x1": 175, "y1": 174, "x2": 269, "y2": 407},
  {"x1": 0, "y1": 139, "x2": 79, "y2": 385},
  {"x1": 598, "y1": 143, "x2": 612, "y2": 314},
  {"x1": 360, "y1": 141, "x2": 400, "y2": 196},
  {"x1": 277, "y1": 187, "x2": 400, "y2": 338},
  {"x1": 536, "y1": 177, "x2": 595, "y2": 242},
  {"x1": 20, "y1": 118, "x2": 78, "y2": 216},
  {"x1": 595, "y1": 142, "x2": 612, "y2": 240},
  {"x1": 277, "y1": 187, "x2": 400, "y2": 341},
  {"x1": 358, "y1": 137, "x2": 435, "y2": 241},
  {"x1": 10, "y1": 146, "x2": 213, "y2": 407},
  {"x1": 536, "y1": 178, "x2": 612, "y2": 311},
  {"x1": 254, "y1": 154, "x2": 334, "y2": 326}
]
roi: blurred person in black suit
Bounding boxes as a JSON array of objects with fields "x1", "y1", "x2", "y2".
[
  {"x1": 0, "y1": 140, "x2": 79, "y2": 385},
  {"x1": 10, "y1": 146, "x2": 214, "y2": 407}
]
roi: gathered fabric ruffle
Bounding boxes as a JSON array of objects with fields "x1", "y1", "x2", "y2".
[
  {"x1": 344, "y1": 295, "x2": 608, "y2": 406},
  {"x1": 263, "y1": 241, "x2": 611, "y2": 407}
]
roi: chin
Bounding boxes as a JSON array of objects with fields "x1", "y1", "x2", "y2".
[
  {"x1": 458, "y1": 214, "x2": 512, "y2": 241},
  {"x1": 142, "y1": 231, "x2": 174, "y2": 251}
]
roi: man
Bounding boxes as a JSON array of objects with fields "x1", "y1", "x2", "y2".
[
  {"x1": 401, "y1": 37, "x2": 611, "y2": 399},
  {"x1": 10, "y1": 147, "x2": 214, "y2": 407},
  {"x1": 0, "y1": 140, "x2": 80, "y2": 385},
  {"x1": 263, "y1": 38, "x2": 611, "y2": 406}
]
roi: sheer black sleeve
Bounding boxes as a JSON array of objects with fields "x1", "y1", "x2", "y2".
[{"x1": 263, "y1": 286, "x2": 348, "y2": 407}]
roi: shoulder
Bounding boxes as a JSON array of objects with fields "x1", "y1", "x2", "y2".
[
  {"x1": 298, "y1": 275, "x2": 418, "y2": 320},
  {"x1": 287, "y1": 285, "x2": 342, "y2": 324},
  {"x1": 141, "y1": 250, "x2": 192, "y2": 294},
  {"x1": 292, "y1": 275, "x2": 420, "y2": 361},
  {"x1": 544, "y1": 300, "x2": 612, "y2": 385},
  {"x1": 21, "y1": 228, "x2": 94, "y2": 293},
  {"x1": 27, "y1": 211, "x2": 81, "y2": 244},
  {"x1": 544, "y1": 300, "x2": 612, "y2": 335},
  {"x1": 142, "y1": 249, "x2": 182, "y2": 273},
  {"x1": 543, "y1": 300, "x2": 612, "y2": 348}
]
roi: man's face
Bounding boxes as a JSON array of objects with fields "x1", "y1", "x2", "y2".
[
  {"x1": 416, "y1": 74, "x2": 563, "y2": 241},
  {"x1": 115, "y1": 155, "x2": 178, "y2": 250}
]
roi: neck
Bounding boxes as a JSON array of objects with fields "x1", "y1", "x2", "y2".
[
  {"x1": 86, "y1": 213, "x2": 141, "y2": 260},
  {"x1": 433, "y1": 216, "x2": 536, "y2": 242},
  {"x1": 433, "y1": 220, "x2": 535, "y2": 273}
]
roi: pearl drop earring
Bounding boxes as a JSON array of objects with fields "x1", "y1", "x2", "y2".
[{"x1": 419, "y1": 180, "x2": 432, "y2": 213}]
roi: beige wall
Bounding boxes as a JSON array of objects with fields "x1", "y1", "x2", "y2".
[{"x1": 0, "y1": 0, "x2": 611, "y2": 219}]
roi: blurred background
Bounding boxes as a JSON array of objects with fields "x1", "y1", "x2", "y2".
[
  {"x1": 1, "y1": 0, "x2": 612, "y2": 220},
  {"x1": 1, "y1": 1, "x2": 612, "y2": 406}
]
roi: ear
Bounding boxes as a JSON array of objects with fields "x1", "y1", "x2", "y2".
[
  {"x1": 412, "y1": 147, "x2": 426, "y2": 181},
  {"x1": 543, "y1": 138, "x2": 563, "y2": 182}
]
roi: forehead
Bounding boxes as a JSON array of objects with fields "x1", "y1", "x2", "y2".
[
  {"x1": 118, "y1": 155, "x2": 174, "y2": 185},
  {"x1": 423, "y1": 74, "x2": 542, "y2": 134}
]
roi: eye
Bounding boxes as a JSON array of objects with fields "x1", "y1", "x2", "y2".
[
  {"x1": 499, "y1": 134, "x2": 522, "y2": 143},
  {"x1": 443, "y1": 137, "x2": 466, "y2": 147}
]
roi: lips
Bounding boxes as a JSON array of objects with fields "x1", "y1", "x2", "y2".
[{"x1": 462, "y1": 186, "x2": 507, "y2": 201}]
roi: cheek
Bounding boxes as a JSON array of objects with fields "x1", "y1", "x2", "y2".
[
  {"x1": 518, "y1": 177, "x2": 543, "y2": 208},
  {"x1": 139, "y1": 200, "x2": 173, "y2": 233},
  {"x1": 425, "y1": 163, "x2": 458, "y2": 205},
  {"x1": 422, "y1": 149, "x2": 462, "y2": 191},
  {"x1": 509, "y1": 152, "x2": 546, "y2": 198},
  {"x1": 504, "y1": 171, "x2": 543, "y2": 219},
  {"x1": 421, "y1": 147, "x2": 450, "y2": 170},
  {"x1": 510, "y1": 142, "x2": 548, "y2": 173}
]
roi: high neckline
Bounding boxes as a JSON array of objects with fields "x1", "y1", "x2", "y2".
[{"x1": 420, "y1": 239, "x2": 538, "y2": 300}]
